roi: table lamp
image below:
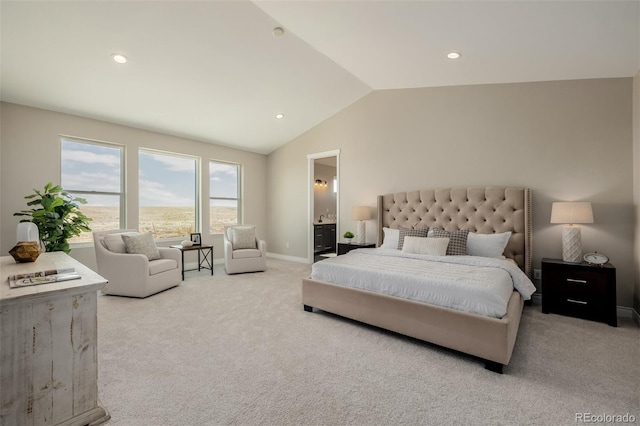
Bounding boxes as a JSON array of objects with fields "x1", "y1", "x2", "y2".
[
  {"x1": 352, "y1": 206, "x2": 371, "y2": 244},
  {"x1": 550, "y1": 201, "x2": 593, "y2": 263}
]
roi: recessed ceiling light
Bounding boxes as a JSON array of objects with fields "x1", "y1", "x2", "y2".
[
  {"x1": 447, "y1": 52, "x2": 461, "y2": 59},
  {"x1": 272, "y1": 27, "x2": 285, "y2": 37},
  {"x1": 275, "y1": 113, "x2": 285, "y2": 119},
  {"x1": 111, "y1": 53, "x2": 128, "y2": 64}
]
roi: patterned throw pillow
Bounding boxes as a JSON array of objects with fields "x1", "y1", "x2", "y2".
[
  {"x1": 231, "y1": 226, "x2": 257, "y2": 249},
  {"x1": 431, "y1": 227, "x2": 469, "y2": 256},
  {"x1": 397, "y1": 227, "x2": 429, "y2": 250},
  {"x1": 121, "y1": 231, "x2": 161, "y2": 260}
]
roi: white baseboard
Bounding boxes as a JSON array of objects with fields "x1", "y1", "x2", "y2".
[{"x1": 266, "y1": 252, "x2": 310, "y2": 264}]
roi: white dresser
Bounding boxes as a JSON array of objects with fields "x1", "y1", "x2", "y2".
[{"x1": 0, "y1": 252, "x2": 110, "y2": 426}]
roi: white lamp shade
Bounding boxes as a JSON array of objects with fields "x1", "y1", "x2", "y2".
[
  {"x1": 550, "y1": 202, "x2": 593, "y2": 225},
  {"x1": 17, "y1": 222, "x2": 39, "y2": 242},
  {"x1": 352, "y1": 206, "x2": 371, "y2": 221}
]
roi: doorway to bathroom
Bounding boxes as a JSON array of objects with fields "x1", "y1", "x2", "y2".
[{"x1": 307, "y1": 150, "x2": 340, "y2": 263}]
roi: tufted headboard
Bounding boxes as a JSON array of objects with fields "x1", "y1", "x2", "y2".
[{"x1": 376, "y1": 187, "x2": 532, "y2": 277}]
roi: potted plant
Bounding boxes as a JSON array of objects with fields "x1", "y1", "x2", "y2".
[
  {"x1": 343, "y1": 231, "x2": 354, "y2": 244},
  {"x1": 14, "y1": 183, "x2": 92, "y2": 253}
]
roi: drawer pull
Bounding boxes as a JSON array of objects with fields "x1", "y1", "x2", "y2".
[
  {"x1": 567, "y1": 298, "x2": 588, "y2": 305},
  {"x1": 566, "y1": 278, "x2": 587, "y2": 284}
]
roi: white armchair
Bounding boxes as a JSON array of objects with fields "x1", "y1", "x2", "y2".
[
  {"x1": 223, "y1": 226, "x2": 266, "y2": 274},
  {"x1": 93, "y1": 229, "x2": 182, "y2": 298}
]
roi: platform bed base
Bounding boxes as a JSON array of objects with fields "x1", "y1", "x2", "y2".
[{"x1": 302, "y1": 278, "x2": 524, "y2": 373}]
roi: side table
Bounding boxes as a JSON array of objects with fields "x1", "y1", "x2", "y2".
[
  {"x1": 337, "y1": 242, "x2": 376, "y2": 255},
  {"x1": 170, "y1": 244, "x2": 214, "y2": 280},
  {"x1": 541, "y1": 258, "x2": 617, "y2": 326}
]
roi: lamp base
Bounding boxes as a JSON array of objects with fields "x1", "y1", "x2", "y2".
[
  {"x1": 562, "y1": 225, "x2": 582, "y2": 263},
  {"x1": 356, "y1": 221, "x2": 366, "y2": 244}
]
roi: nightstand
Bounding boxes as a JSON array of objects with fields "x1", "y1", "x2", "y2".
[
  {"x1": 337, "y1": 242, "x2": 376, "y2": 255},
  {"x1": 541, "y1": 258, "x2": 617, "y2": 326}
]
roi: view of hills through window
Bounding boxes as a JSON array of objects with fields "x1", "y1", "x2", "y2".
[{"x1": 138, "y1": 150, "x2": 197, "y2": 239}]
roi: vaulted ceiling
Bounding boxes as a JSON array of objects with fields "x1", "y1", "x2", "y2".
[{"x1": 2, "y1": 1, "x2": 638, "y2": 154}]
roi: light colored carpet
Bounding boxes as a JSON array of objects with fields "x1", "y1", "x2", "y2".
[{"x1": 97, "y1": 259, "x2": 639, "y2": 425}]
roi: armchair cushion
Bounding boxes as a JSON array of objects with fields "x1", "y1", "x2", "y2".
[
  {"x1": 232, "y1": 248, "x2": 262, "y2": 259},
  {"x1": 149, "y1": 258, "x2": 179, "y2": 275},
  {"x1": 230, "y1": 226, "x2": 257, "y2": 249},
  {"x1": 122, "y1": 231, "x2": 161, "y2": 260}
]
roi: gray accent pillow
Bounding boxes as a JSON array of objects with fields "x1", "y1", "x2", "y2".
[
  {"x1": 397, "y1": 227, "x2": 429, "y2": 250},
  {"x1": 121, "y1": 231, "x2": 161, "y2": 260},
  {"x1": 231, "y1": 226, "x2": 257, "y2": 249},
  {"x1": 431, "y1": 227, "x2": 469, "y2": 256}
]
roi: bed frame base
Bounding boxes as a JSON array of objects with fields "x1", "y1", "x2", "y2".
[{"x1": 302, "y1": 278, "x2": 524, "y2": 371}]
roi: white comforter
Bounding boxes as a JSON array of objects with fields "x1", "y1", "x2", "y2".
[{"x1": 310, "y1": 248, "x2": 537, "y2": 318}]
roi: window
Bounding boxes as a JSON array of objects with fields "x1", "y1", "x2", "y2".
[
  {"x1": 210, "y1": 160, "x2": 240, "y2": 234},
  {"x1": 139, "y1": 149, "x2": 198, "y2": 239},
  {"x1": 61, "y1": 137, "x2": 124, "y2": 243}
]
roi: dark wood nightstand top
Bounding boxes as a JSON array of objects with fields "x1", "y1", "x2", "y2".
[
  {"x1": 337, "y1": 242, "x2": 376, "y2": 255},
  {"x1": 541, "y1": 257, "x2": 614, "y2": 270}
]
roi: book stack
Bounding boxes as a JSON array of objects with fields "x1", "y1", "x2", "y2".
[{"x1": 8, "y1": 267, "x2": 81, "y2": 288}]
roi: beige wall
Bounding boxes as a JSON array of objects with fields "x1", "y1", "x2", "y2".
[
  {"x1": 268, "y1": 78, "x2": 635, "y2": 308},
  {"x1": 634, "y1": 70, "x2": 640, "y2": 316},
  {"x1": 1, "y1": 102, "x2": 267, "y2": 269}
]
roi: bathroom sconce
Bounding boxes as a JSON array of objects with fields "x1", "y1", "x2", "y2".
[{"x1": 314, "y1": 179, "x2": 327, "y2": 187}]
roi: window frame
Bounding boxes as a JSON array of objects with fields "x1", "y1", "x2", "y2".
[
  {"x1": 60, "y1": 136, "x2": 126, "y2": 245},
  {"x1": 209, "y1": 159, "x2": 242, "y2": 234}
]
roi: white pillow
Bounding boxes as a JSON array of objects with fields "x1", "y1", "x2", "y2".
[
  {"x1": 401, "y1": 236, "x2": 449, "y2": 256},
  {"x1": 380, "y1": 227, "x2": 399, "y2": 249},
  {"x1": 466, "y1": 231, "x2": 512, "y2": 259}
]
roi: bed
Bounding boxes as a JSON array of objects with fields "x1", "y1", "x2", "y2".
[{"x1": 302, "y1": 187, "x2": 533, "y2": 373}]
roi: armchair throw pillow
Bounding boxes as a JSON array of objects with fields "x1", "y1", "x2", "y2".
[
  {"x1": 122, "y1": 231, "x2": 161, "y2": 260},
  {"x1": 230, "y1": 226, "x2": 257, "y2": 250}
]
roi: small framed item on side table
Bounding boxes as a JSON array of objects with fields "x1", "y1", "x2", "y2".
[
  {"x1": 541, "y1": 258, "x2": 617, "y2": 326},
  {"x1": 190, "y1": 233, "x2": 202, "y2": 246}
]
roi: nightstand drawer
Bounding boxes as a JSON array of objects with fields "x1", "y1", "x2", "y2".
[
  {"x1": 551, "y1": 269, "x2": 606, "y2": 299},
  {"x1": 553, "y1": 293, "x2": 599, "y2": 319},
  {"x1": 552, "y1": 268, "x2": 606, "y2": 288}
]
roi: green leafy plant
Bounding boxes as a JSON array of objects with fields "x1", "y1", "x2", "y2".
[
  {"x1": 14, "y1": 183, "x2": 92, "y2": 253},
  {"x1": 343, "y1": 231, "x2": 354, "y2": 239}
]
